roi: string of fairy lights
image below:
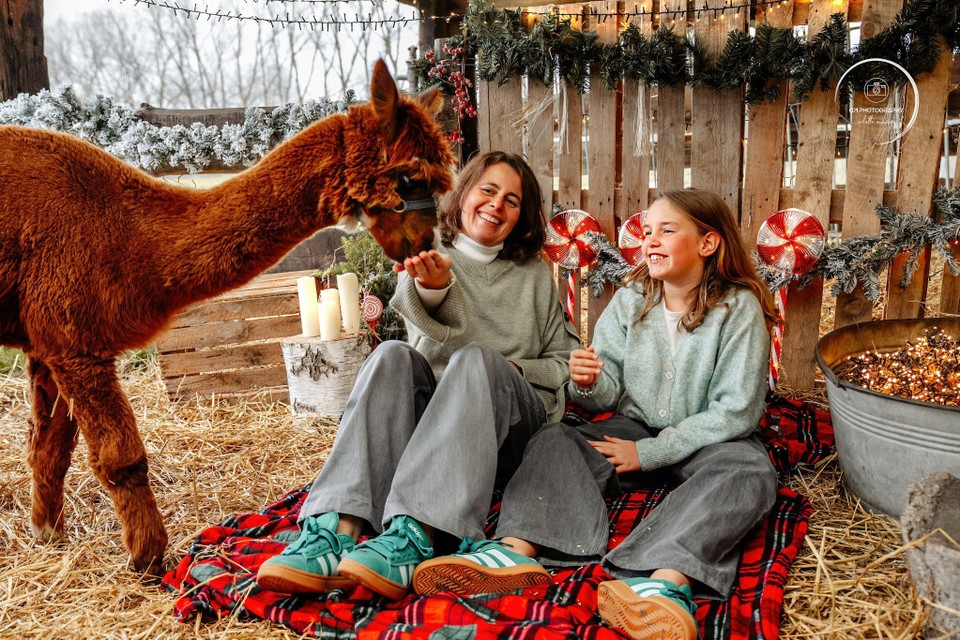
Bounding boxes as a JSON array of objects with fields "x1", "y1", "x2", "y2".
[{"x1": 116, "y1": 0, "x2": 796, "y2": 28}]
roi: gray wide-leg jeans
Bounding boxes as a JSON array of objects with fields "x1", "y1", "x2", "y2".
[
  {"x1": 496, "y1": 414, "x2": 778, "y2": 597},
  {"x1": 299, "y1": 340, "x2": 546, "y2": 541}
]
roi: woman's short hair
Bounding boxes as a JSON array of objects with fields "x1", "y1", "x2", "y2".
[{"x1": 437, "y1": 151, "x2": 545, "y2": 263}]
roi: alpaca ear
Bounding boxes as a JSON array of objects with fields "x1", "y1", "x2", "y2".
[
  {"x1": 417, "y1": 87, "x2": 444, "y2": 117},
  {"x1": 370, "y1": 59, "x2": 402, "y2": 142}
]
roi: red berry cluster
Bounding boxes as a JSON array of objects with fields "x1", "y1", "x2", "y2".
[{"x1": 425, "y1": 42, "x2": 476, "y2": 144}]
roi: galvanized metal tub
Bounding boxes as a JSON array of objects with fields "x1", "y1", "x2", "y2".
[{"x1": 815, "y1": 318, "x2": 960, "y2": 518}]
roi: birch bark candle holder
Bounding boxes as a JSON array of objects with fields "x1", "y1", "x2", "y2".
[{"x1": 281, "y1": 333, "x2": 372, "y2": 418}]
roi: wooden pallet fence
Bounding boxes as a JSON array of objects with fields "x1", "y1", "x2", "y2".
[
  {"x1": 476, "y1": 0, "x2": 955, "y2": 390},
  {"x1": 155, "y1": 270, "x2": 315, "y2": 404}
]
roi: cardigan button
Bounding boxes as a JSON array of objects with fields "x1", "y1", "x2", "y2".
[
  {"x1": 658, "y1": 409, "x2": 667, "y2": 418},
  {"x1": 665, "y1": 371, "x2": 674, "y2": 379}
]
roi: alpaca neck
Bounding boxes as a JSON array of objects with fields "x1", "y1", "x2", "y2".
[{"x1": 166, "y1": 114, "x2": 354, "y2": 305}]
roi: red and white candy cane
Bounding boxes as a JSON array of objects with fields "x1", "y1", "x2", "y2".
[
  {"x1": 543, "y1": 209, "x2": 602, "y2": 324},
  {"x1": 618, "y1": 211, "x2": 646, "y2": 266},
  {"x1": 756, "y1": 208, "x2": 825, "y2": 391}
]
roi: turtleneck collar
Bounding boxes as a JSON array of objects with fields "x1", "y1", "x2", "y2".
[{"x1": 453, "y1": 232, "x2": 502, "y2": 265}]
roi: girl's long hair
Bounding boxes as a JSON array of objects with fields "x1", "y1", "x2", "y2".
[
  {"x1": 437, "y1": 151, "x2": 545, "y2": 263},
  {"x1": 623, "y1": 189, "x2": 779, "y2": 332}
]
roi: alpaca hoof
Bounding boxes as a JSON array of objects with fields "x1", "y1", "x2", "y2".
[
  {"x1": 132, "y1": 552, "x2": 166, "y2": 578},
  {"x1": 31, "y1": 521, "x2": 65, "y2": 543}
]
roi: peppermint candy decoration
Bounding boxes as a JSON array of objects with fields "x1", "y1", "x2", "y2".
[
  {"x1": 618, "y1": 211, "x2": 646, "y2": 266},
  {"x1": 544, "y1": 209, "x2": 602, "y2": 270},
  {"x1": 756, "y1": 208, "x2": 825, "y2": 276},
  {"x1": 362, "y1": 294, "x2": 384, "y2": 328}
]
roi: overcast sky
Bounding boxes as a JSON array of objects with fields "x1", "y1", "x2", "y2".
[{"x1": 45, "y1": 0, "x2": 111, "y2": 23}]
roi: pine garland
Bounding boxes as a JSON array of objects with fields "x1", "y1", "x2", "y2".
[
  {"x1": 0, "y1": 86, "x2": 355, "y2": 173},
  {"x1": 583, "y1": 188, "x2": 960, "y2": 302},
  {"x1": 414, "y1": 0, "x2": 958, "y2": 103}
]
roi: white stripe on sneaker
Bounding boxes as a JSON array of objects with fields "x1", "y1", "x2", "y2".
[
  {"x1": 460, "y1": 552, "x2": 497, "y2": 568},
  {"x1": 485, "y1": 549, "x2": 516, "y2": 567}
]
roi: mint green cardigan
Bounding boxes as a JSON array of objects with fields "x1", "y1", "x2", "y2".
[
  {"x1": 572, "y1": 284, "x2": 770, "y2": 471},
  {"x1": 390, "y1": 245, "x2": 581, "y2": 423}
]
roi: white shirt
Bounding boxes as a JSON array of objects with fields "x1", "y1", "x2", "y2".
[{"x1": 663, "y1": 306, "x2": 685, "y2": 356}]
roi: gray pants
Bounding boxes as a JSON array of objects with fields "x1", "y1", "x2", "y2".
[
  {"x1": 496, "y1": 415, "x2": 778, "y2": 596},
  {"x1": 300, "y1": 340, "x2": 546, "y2": 541}
]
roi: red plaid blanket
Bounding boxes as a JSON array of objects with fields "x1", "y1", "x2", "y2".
[{"x1": 163, "y1": 395, "x2": 832, "y2": 640}]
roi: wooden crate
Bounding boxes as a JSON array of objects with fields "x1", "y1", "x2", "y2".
[{"x1": 155, "y1": 270, "x2": 316, "y2": 404}]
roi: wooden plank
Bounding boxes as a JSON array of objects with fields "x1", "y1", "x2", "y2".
[
  {"x1": 169, "y1": 293, "x2": 300, "y2": 329},
  {"x1": 585, "y1": 0, "x2": 619, "y2": 338},
  {"x1": 941, "y1": 124, "x2": 960, "y2": 316},
  {"x1": 525, "y1": 10, "x2": 556, "y2": 218},
  {"x1": 884, "y1": 43, "x2": 952, "y2": 318},
  {"x1": 158, "y1": 342, "x2": 285, "y2": 379},
  {"x1": 156, "y1": 315, "x2": 302, "y2": 353},
  {"x1": 834, "y1": 0, "x2": 904, "y2": 329},
  {"x1": 779, "y1": 0, "x2": 849, "y2": 390},
  {"x1": 555, "y1": 3, "x2": 586, "y2": 322},
  {"x1": 740, "y1": 0, "x2": 793, "y2": 244},
  {"x1": 477, "y1": 79, "x2": 494, "y2": 153},
  {"x1": 779, "y1": 186, "x2": 898, "y2": 224},
  {"x1": 165, "y1": 364, "x2": 288, "y2": 398},
  {"x1": 620, "y1": 0, "x2": 655, "y2": 219},
  {"x1": 656, "y1": 0, "x2": 686, "y2": 191},
  {"x1": 489, "y1": 76, "x2": 525, "y2": 156},
  {"x1": 691, "y1": 0, "x2": 746, "y2": 214}
]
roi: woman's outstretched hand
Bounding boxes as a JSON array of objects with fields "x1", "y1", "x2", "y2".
[
  {"x1": 393, "y1": 250, "x2": 453, "y2": 290},
  {"x1": 569, "y1": 347, "x2": 603, "y2": 388},
  {"x1": 589, "y1": 436, "x2": 641, "y2": 473}
]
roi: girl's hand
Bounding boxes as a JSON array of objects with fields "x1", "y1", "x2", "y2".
[
  {"x1": 588, "y1": 436, "x2": 641, "y2": 473},
  {"x1": 392, "y1": 250, "x2": 453, "y2": 290},
  {"x1": 569, "y1": 347, "x2": 603, "y2": 387}
]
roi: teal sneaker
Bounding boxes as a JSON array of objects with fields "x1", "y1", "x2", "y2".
[
  {"x1": 597, "y1": 577, "x2": 698, "y2": 640},
  {"x1": 337, "y1": 515, "x2": 433, "y2": 599},
  {"x1": 413, "y1": 538, "x2": 551, "y2": 595},
  {"x1": 256, "y1": 512, "x2": 356, "y2": 594}
]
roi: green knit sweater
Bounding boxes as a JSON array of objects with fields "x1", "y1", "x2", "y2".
[
  {"x1": 390, "y1": 244, "x2": 581, "y2": 423},
  {"x1": 572, "y1": 284, "x2": 770, "y2": 471}
]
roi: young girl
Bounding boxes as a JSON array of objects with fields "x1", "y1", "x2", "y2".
[{"x1": 412, "y1": 189, "x2": 780, "y2": 640}]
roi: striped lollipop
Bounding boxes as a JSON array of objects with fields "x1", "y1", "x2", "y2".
[
  {"x1": 618, "y1": 211, "x2": 646, "y2": 266},
  {"x1": 544, "y1": 209, "x2": 602, "y2": 324},
  {"x1": 757, "y1": 208, "x2": 825, "y2": 276},
  {"x1": 756, "y1": 209, "x2": 825, "y2": 392}
]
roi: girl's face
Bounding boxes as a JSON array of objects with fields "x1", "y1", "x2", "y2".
[
  {"x1": 641, "y1": 198, "x2": 718, "y2": 289},
  {"x1": 459, "y1": 162, "x2": 523, "y2": 247}
]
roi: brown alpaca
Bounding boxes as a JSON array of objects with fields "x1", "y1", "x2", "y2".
[{"x1": 0, "y1": 61, "x2": 455, "y2": 572}]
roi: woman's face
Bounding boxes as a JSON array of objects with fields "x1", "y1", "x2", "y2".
[{"x1": 458, "y1": 162, "x2": 523, "y2": 247}]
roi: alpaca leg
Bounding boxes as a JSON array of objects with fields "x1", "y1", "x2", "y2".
[
  {"x1": 47, "y1": 356, "x2": 168, "y2": 573},
  {"x1": 26, "y1": 356, "x2": 80, "y2": 542}
]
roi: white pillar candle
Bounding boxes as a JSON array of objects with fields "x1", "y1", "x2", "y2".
[
  {"x1": 296, "y1": 276, "x2": 320, "y2": 337},
  {"x1": 337, "y1": 272, "x2": 361, "y2": 335},
  {"x1": 319, "y1": 299, "x2": 341, "y2": 341}
]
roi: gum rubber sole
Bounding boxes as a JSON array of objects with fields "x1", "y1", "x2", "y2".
[
  {"x1": 412, "y1": 557, "x2": 552, "y2": 595},
  {"x1": 337, "y1": 557, "x2": 410, "y2": 600},
  {"x1": 597, "y1": 580, "x2": 697, "y2": 640},
  {"x1": 256, "y1": 563, "x2": 355, "y2": 594}
]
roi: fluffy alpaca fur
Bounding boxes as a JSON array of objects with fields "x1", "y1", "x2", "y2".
[{"x1": 0, "y1": 61, "x2": 455, "y2": 572}]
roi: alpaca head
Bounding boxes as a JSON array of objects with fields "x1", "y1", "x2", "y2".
[{"x1": 344, "y1": 60, "x2": 457, "y2": 264}]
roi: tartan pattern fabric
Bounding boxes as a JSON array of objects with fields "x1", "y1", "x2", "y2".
[{"x1": 162, "y1": 395, "x2": 832, "y2": 640}]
